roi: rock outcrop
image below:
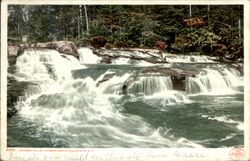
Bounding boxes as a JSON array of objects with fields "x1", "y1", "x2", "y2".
[
  {"x1": 97, "y1": 67, "x2": 197, "y2": 94},
  {"x1": 7, "y1": 76, "x2": 38, "y2": 118},
  {"x1": 7, "y1": 45, "x2": 19, "y2": 65},
  {"x1": 17, "y1": 41, "x2": 79, "y2": 59},
  {"x1": 140, "y1": 68, "x2": 196, "y2": 91},
  {"x1": 92, "y1": 48, "x2": 167, "y2": 64},
  {"x1": 96, "y1": 73, "x2": 115, "y2": 87}
]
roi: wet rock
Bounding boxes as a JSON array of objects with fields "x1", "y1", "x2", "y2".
[
  {"x1": 96, "y1": 73, "x2": 115, "y2": 86},
  {"x1": 120, "y1": 67, "x2": 196, "y2": 94},
  {"x1": 100, "y1": 56, "x2": 112, "y2": 64},
  {"x1": 7, "y1": 76, "x2": 35, "y2": 118},
  {"x1": 141, "y1": 67, "x2": 195, "y2": 91},
  {"x1": 122, "y1": 75, "x2": 139, "y2": 95},
  {"x1": 171, "y1": 75, "x2": 186, "y2": 91},
  {"x1": 92, "y1": 48, "x2": 167, "y2": 64},
  {"x1": 7, "y1": 45, "x2": 19, "y2": 66},
  {"x1": 16, "y1": 41, "x2": 79, "y2": 59}
]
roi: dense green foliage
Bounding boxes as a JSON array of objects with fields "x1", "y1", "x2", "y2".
[{"x1": 8, "y1": 5, "x2": 243, "y2": 57}]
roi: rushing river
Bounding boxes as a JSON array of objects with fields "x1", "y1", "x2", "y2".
[{"x1": 7, "y1": 48, "x2": 244, "y2": 148}]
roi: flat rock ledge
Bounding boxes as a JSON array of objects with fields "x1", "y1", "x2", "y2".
[
  {"x1": 8, "y1": 41, "x2": 79, "y2": 65},
  {"x1": 97, "y1": 67, "x2": 197, "y2": 94}
]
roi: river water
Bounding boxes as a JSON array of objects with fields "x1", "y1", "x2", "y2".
[{"x1": 7, "y1": 48, "x2": 244, "y2": 148}]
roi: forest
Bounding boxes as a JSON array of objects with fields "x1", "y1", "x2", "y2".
[{"x1": 8, "y1": 5, "x2": 244, "y2": 60}]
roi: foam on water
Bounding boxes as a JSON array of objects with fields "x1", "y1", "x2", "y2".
[
  {"x1": 13, "y1": 49, "x2": 200, "y2": 147},
  {"x1": 8, "y1": 48, "x2": 243, "y2": 148},
  {"x1": 128, "y1": 76, "x2": 173, "y2": 96},
  {"x1": 220, "y1": 133, "x2": 237, "y2": 142},
  {"x1": 12, "y1": 49, "x2": 84, "y2": 102},
  {"x1": 18, "y1": 75, "x2": 202, "y2": 147},
  {"x1": 201, "y1": 115, "x2": 243, "y2": 130},
  {"x1": 186, "y1": 67, "x2": 243, "y2": 95},
  {"x1": 15, "y1": 49, "x2": 82, "y2": 82},
  {"x1": 142, "y1": 91, "x2": 190, "y2": 108},
  {"x1": 164, "y1": 54, "x2": 215, "y2": 63},
  {"x1": 78, "y1": 47, "x2": 102, "y2": 64},
  {"x1": 97, "y1": 72, "x2": 132, "y2": 94}
]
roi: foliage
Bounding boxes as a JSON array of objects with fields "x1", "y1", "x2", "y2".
[
  {"x1": 155, "y1": 41, "x2": 167, "y2": 51},
  {"x1": 90, "y1": 36, "x2": 107, "y2": 48},
  {"x1": 8, "y1": 5, "x2": 243, "y2": 58},
  {"x1": 185, "y1": 27, "x2": 221, "y2": 52}
]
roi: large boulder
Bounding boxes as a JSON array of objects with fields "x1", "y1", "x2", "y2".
[
  {"x1": 7, "y1": 45, "x2": 19, "y2": 65},
  {"x1": 141, "y1": 67, "x2": 196, "y2": 91},
  {"x1": 97, "y1": 67, "x2": 197, "y2": 95},
  {"x1": 8, "y1": 45, "x2": 19, "y2": 57},
  {"x1": 92, "y1": 48, "x2": 167, "y2": 64},
  {"x1": 96, "y1": 73, "x2": 115, "y2": 87},
  {"x1": 16, "y1": 41, "x2": 79, "y2": 59}
]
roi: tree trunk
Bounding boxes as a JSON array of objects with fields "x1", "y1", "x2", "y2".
[
  {"x1": 189, "y1": 5, "x2": 192, "y2": 17},
  {"x1": 207, "y1": 5, "x2": 210, "y2": 27},
  {"x1": 84, "y1": 5, "x2": 89, "y2": 34},
  {"x1": 78, "y1": 5, "x2": 82, "y2": 40}
]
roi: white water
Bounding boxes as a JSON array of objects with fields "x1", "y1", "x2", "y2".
[
  {"x1": 97, "y1": 72, "x2": 132, "y2": 94},
  {"x1": 12, "y1": 49, "x2": 83, "y2": 99},
  {"x1": 15, "y1": 49, "x2": 81, "y2": 82},
  {"x1": 9, "y1": 49, "x2": 243, "y2": 148},
  {"x1": 186, "y1": 68, "x2": 243, "y2": 95},
  {"x1": 163, "y1": 53, "x2": 215, "y2": 63},
  {"x1": 128, "y1": 76, "x2": 173, "y2": 95},
  {"x1": 201, "y1": 115, "x2": 244, "y2": 130},
  {"x1": 78, "y1": 48, "x2": 215, "y2": 65},
  {"x1": 78, "y1": 47, "x2": 102, "y2": 64},
  {"x1": 13, "y1": 49, "x2": 202, "y2": 147}
]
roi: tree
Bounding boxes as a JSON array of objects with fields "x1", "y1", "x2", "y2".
[{"x1": 7, "y1": 4, "x2": 243, "y2": 59}]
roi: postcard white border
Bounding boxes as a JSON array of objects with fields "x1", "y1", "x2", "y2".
[{"x1": 1, "y1": 0, "x2": 250, "y2": 161}]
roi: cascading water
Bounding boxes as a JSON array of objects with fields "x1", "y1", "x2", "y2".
[
  {"x1": 15, "y1": 49, "x2": 81, "y2": 81},
  {"x1": 186, "y1": 67, "x2": 243, "y2": 94},
  {"x1": 128, "y1": 76, "x2": 173, "y2": 96},
  {"x1": 163, "y1": 53, "x2": 215, "y2": 63},
  {"x1": 7, "y1": 48, "x2": 244, "y2": 148},
  {"x1": 78, "y1": 47, "x2": 102, "y2": 64}
]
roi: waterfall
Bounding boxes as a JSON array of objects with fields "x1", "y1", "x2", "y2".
[
  {"x1": 78, "y1": 47, "x2": 102, "y2": 64},
  {"x1": 126, "y1": 76, "x2": 189, "y2": 105},
  {"x1": 12, "y1": 49, "x2": 83, "y2": 99},
  {"x1": 13, "y1": 50, "x2": 193, "y2": 148},
  {"x1": 97, "y1": 72, "x2": 132, "y2": 94},
  {"x1": 8, "y1": 48, "x2": 244, "y2": 148},
  {"x1": 128, "y1": 76, "x2": 173, "y2": 95},
  {"x1": 15, "y1": 49, "x2": 81, "y2": 81},
  {"x1": 186, "y1": 68, "x2": 243, "y2": 94}
]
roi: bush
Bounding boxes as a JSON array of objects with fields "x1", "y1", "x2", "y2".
[
  {"x1": 140, "y1": 31, "x2": 164, "y2": 47},
  {"x1": 90, "y1": 36, "x2": 107, "y2": 48},
  {"x1": 155, "y1": 41, "x2": 167, "y2": 51}
]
